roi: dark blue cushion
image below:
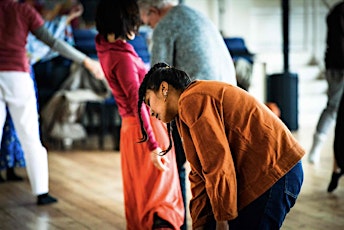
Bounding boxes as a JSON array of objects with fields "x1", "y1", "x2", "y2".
[
  {"x1": 223, "y1": 37, "x2": 254, "y2": 64},
  {"x1": 128, "y1": 32, "x2": 150, "y2": 64}
]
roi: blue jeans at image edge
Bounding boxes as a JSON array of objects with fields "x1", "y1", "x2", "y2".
[
  {"x1": 258, "y1": 161, "x2": 304, "y2": 229},
  {"x1": 206, "y1": 161, "x2": 303, "y2": 229}
]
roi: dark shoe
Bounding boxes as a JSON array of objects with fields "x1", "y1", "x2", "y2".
[
  {"x1": 0, "y1": 173, "x2": 5, "y2": 183},
  {"x1": 327, "y1": 170, "x2": 343, "y2": 193},
  {"x1": 6, "y1": 167, "x2": 23, "y2": 181},
  {"x1": 152, "y1": 214, "x2": 174, "y2": 229},
  {"x1": 37, "y1": 193, "x2": 58, "y2": 205}
]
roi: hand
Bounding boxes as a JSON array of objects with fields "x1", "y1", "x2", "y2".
[
  {"x1": 150, "y1": 147, "x2": 170, "y2": 171},
  {"x1": 83, "y1": 57, "x2": 105, "y2": 80},
  {"x1": 216, "y1": 221, "x2": 229, "y2": 230},
  {"x1": 66, "y1": 4, "x2": 84, "y2": 24}
]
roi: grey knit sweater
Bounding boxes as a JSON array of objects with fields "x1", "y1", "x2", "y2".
[{"x1": 151, "y1": 4, "x2": 237, "y2": 85}]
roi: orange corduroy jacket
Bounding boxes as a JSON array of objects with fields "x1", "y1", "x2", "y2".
[{"x1": 176, "y1": 80, "x2": 305, "y2": 228}]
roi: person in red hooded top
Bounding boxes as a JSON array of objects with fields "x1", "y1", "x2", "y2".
[{"x1": 95, "y1": 0, "x2": 184, "y2": 228}]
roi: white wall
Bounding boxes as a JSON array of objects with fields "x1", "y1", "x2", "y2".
[{"x1": 184, "y1": 0, "x2": 341, "y2": 74}]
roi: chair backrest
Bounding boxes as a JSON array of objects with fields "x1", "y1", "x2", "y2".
[
  {"x1": 73, "y1": 29, "x2": 151, "y2": 64},
  {"x1": 128, "y1": 32, "x2": 150, "y2": 64},
  {"x1": 223, "y1": 37, "x2": 254, "y2": 64},
  {"x1": 73, "y1": 28, "x2": 98, "y2": 59}
]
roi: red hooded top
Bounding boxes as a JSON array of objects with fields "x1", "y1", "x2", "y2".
[{"x1": 95, "y1": 35, "x2": 158, "y2": 151}]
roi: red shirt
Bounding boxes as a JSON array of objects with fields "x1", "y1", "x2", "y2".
[
  {"x1": 95, "y1": 35, "x2": 158, "y2": 151},
  {"x1": 0, "y1": 0, "x2": 44, "y2": 72}
]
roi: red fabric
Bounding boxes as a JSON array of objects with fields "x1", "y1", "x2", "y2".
[
  {"x1": 0, "y1": 0, "x2": 44, "y2": 72},
  {"x1": 265, "y1": 102, "x2": 281, "y2": 117},
  {"x1": 96, "y1": 35, "x2": 184, "y2": 228},
  {"x1": 95, "y1": 34, "x2": 158, "y2": 151},
  {"x1": 120, "y1": 117, "x2": 184, "y2": 229}
]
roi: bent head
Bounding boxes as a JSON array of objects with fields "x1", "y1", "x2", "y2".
[
  {"x1": 138, "y1": 63, "x2": 192, "y2": 141},
  {"x1": 137, "y1": 0, "x2": 178, "y2": 28}
]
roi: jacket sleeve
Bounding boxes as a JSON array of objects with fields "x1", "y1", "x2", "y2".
[{"x1": 179, "y1": 94, "x2": 238, "y2": 223}]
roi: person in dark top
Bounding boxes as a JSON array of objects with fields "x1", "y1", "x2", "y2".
[
  {"x1": 308, "y1": 1, "x2": 344, "y2": 164},
  {"x1": 328, "y1": 88, "x2": 344, "y2": 192}
]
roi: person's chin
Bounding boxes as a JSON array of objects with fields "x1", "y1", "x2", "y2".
[{"x1": 160, "y1": 118, "x2": 172, "y2": 123}]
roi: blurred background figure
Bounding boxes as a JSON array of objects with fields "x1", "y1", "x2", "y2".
[
  {"x1": 308, "y1": 0, "x2": 344, "y2": 164},
  {"x1": 0, "y1": 0, "x2": 87, "y2": 182},
  {"x1": 0, "y1": 0, "x2": 102, "y2": 204},
  {"x1": 328, "y1": 87, "x2": 344, "y2": 193}
]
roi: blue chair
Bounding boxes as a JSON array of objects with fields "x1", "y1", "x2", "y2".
[
  {"x1": 223, "y1": 37, "x2": 254, "y2": 64},
  {"x1": 128, "y1": 32, "x2": 151, "y2": 64},
  {"x1": 73, "y1": 28, "x2": 98, "y2": 59}
]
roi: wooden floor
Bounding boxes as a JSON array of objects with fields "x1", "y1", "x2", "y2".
[{"x1": 1, "y1": 67, "x2": 344, "y2": 229}]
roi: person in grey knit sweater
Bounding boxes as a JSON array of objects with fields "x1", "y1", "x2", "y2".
[
  {"x1": 137, "y1": 1, "x2": 237, "y2": 229},
  {"x1": 138, "y1": 0, "x2": 236, "y2": 84}
]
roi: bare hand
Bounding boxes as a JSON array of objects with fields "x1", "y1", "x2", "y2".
[
  {"x1": 151, "y1": 147, "x2": 170, "y2": 171},
  {"x1": 66, "y1": 4, "x2": 84, "y2": 24},
  {"x1": 83, "y1": 57, "x2": 105, "y2": 80}
]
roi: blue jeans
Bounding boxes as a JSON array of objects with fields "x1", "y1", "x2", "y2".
[{"x1": 205, "y1": 161, "x2": 304, "y2": 229}]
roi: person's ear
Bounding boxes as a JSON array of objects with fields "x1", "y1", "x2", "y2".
[
  {"x1": 160, "y1": 81, "x2": 169, "y2": 96},
  {"x1": 149, "y1": 6, "x2": 160, "y2": 15}
]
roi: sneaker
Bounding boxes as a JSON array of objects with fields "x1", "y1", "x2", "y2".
[
  {"x1": 0, "y1": 174, "x2": 5, "y2": 183},
  {"x1": 308, "y1": 150, "x2": 321, "y2": 164},
  {"x1": 308, "y1": 133, "x2": 326, "y2": 164}
]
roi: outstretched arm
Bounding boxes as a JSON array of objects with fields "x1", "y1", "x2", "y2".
[{"x1": 32, "y1": 26, "x2": 104, "y2": 79}]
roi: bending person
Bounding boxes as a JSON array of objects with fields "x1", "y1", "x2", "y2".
[
  {"x1": 138, "y1": 63, "x2": 305, "y2": 229},
  {"x1": 137, "y1": 2, "x2": 237, "y2": 227}
]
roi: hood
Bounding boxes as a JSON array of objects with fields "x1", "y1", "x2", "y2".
[{"x1": 95, "y1": 34, "x2": 138, "y2": 58}]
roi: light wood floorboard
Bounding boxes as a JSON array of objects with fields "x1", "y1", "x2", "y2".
[{"x1": 1, "y1": 68, "x2": 344, "y2": 229}]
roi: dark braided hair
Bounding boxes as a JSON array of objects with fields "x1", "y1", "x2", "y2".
[{"x1": 138, "y1": 62, "x2": 192, "y2": 155}]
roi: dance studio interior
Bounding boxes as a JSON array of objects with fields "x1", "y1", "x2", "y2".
[{"x1": 1, "y1": 0, "x2": 344, "y2": 229}]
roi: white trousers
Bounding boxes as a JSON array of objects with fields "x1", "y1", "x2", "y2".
[{"x1": 0, "y1": 71, "x2": 48, "y2": 195}]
